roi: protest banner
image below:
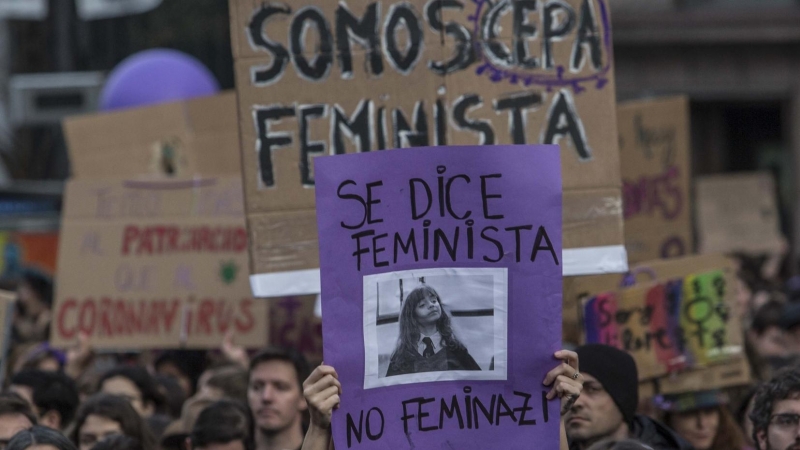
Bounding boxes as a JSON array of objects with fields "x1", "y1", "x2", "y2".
[
  {"x1": 696, "y1": 172, "x2": 785, "y2": 255},
  {"x1": 52, "y1": 94, "x2": 268, "y2": 350},
  {"x1": 229, "y1": 0, "x2": 627, "y2": 299},
  {"x1": 580, "y1": 255, "x2": 743, "y2": 380},
  {"x1": 617, "y1": 96, "x2": 693, "y2": 263},
  {"x1": 0, "y1": 231, "x2": 59, "y2": 279},
  {"x1": 316, "y1": 145, "x2": 562, "y2": 450}
]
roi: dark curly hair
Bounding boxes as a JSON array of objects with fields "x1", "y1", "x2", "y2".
[{"x1": 750, "y1": 368, "x2": 800, "y2": 449}]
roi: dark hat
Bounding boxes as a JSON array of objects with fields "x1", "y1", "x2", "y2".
[{"x1": 576, "y1": 344, "x2": 639, "y2": 425}]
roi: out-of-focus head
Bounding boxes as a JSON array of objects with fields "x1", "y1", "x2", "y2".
[
  {"x1": 655, "y1": 390, "x2": 737, "y2": 450},
  {"x1": 565, "y1": 345, "x2": 638, "y2": 447},
  {"x1": 189, "y1": 400, "x2": 253, "y2": 450},
  {"x1": 6, "y1": 425, "x2": 76, "y2": 450},
  {"x1": 16, "y1": 268, "x2": 53, "y2": 317},
  {"x1": 154, "y1": 350, "x2": 206, "y2": 397},
  {"x1": 247, "y1": 348, "x2": 309, "y2": 435},
  {"x1": 70, "y1": 394, "x2": 154, "y2": 450},
  {"x1": 10, "y1": 369, "x2": 79, "y2": 430},
  {"x1": 98, "y1": 366, "x2": 164, "y2": 418},
  {"x1": 0, "y1": 392, "x2": 37, "y2": 449},
  {"x1": 203, "y1": 366, "x2": 248, "y2": 403},
  {"x1": 751, "y1": 368, "x2": 800, "y2": 450},
  {"x1": 88, "y1": 434, "x2": 142, "y2": 450}
]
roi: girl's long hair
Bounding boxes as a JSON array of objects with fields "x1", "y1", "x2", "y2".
[{"x1": 388, "y1": 285, "x2": 466, "y2": 373}]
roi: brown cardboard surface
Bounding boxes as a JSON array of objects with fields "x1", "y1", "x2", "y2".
[
  {"x1": 62, "y1": 177, "x2": 245, "y2": 220},
  {"x1": 617, "y1": 96, "x2": 693, "y2": 263},
  {"x1": 657, "y1": 356, "x2": 752, "y2": 395},
  {"x1": 235, "y1": 48, "x2": 444, "y2": 213},
  {"x1": 696, "y1": 172, "x2": 785, "y2": 255},
  {"x1": 443, "y1": 52, "x2": 620, "y2": 191},
  {"x1": 52, "y1": 177, "x2": 268, "y2": 350},
  {"x1": 245, "y1": 187, "x2": 624, "y2": 278},
  {"x1": 563, "y1": 188, "x2": 624, "y2": 249},
  {"x1": 231, "y1": 0, "x2": 625, "y2": 281},
  {"x1": 64, "y1": 93, "x2": 241, "y2": 179},
  {"x1": 229, "y1": 0, "x2": 448, "y2": 61},
  {"x1": 248, "y1": 209, "x2": 319, "y2": 275}
]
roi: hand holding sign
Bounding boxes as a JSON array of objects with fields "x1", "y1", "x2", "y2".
[
  {"x1": 304, "y1": 364, "x2": 342, "y2": 429},
  {"x1": 543, "y1": 350, "x2": 584, "y2": 416}
]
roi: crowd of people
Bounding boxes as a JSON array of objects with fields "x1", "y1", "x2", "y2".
[{"x1": 4, "y1": 250, "x2": 800, "y2": 450}]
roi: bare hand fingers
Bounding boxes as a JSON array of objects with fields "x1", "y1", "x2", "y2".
[
  {"x1": 543, "y1": 362, "x2": 581, "y2": 386},
  {"x1": 546, "y1": 375, "x2": 582, "y2": 399},
  {"x1": 304, "y1": 365, "x2": 339, "y2": 390},
  {"x1": 554, "y1": 350, "x2": 579, "y2": 372},
  {"x1": 309, "y1": 385, "x2": 341, "y2": 407},
  {"x1": 319, "y1": 393, "x2": 341, "y2": 413},
  {"x1": 304, "y1": 373, "x2": 342, "y2": 398}
]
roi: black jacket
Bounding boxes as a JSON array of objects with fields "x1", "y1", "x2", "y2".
[
  {"x1": 630, "y1": 415, "x2": 695, "y2": 450},
  {"x1": 569, "y1": 415, "x2": 694, "y2": 450}
]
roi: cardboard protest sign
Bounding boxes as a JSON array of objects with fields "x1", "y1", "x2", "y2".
[
  {"x1": 618, "y1": 96, "x2": 693, "y2": 263},
  {"x1": 316, "y1": 145, "x2": 562, "y2": 450},
  {"x1": 53, "y1": 94, "x2": 268, "y2": 350},
  {"x1": 52, "y1": 177, "x2": 268, "y2": 350},
  {"x1": 563, "y1": 254, "x2": 732, "y2": 344},
  {"x1": 581, "y1": 257, "x2": 742, "y2": 380},
  {"x1": 696, "y1": 172, "x2": 785, "y2": 255},
  {"x1": 229, "y1": 0, "x2": 626, "y2": 298}
]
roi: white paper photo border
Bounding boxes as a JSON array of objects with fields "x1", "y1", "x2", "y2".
[{"x1": 363, "y1": 267, "x2": 509, "y2": 389}]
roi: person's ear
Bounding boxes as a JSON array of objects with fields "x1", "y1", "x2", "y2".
[
  {"x1": 41, "y1": 409, "x2": 61, "y2": 430},
  {"x1": 756, "y1": 428, "x2": 768, "y2": 450},
  {"x1": 184, "y1": 436, "x2": 193, "y2": 450}
]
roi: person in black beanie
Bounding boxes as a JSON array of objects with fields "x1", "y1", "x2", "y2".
[{"x1": 565, "y1": 344, "x2": 693, "y2": 450}]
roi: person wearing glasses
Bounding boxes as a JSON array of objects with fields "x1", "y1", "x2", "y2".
[
  {"x1": 750, "y1": 368, "x2": 800, "y2": 450},
  {"x1": 654, "y1": 389, "x2": 746, "y2": 450}
]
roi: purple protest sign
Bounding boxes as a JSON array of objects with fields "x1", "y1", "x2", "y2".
[{"x1": 315, "y1": 145, "x2": 562, "y2": 450}]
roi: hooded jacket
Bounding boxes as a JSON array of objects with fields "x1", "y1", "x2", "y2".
[
  {"x1": 569, "y1": 415, "x2": 695, "y2": 450},
  {"x1": 630, "y1": 415, "x2": 695, "y2": 450}
]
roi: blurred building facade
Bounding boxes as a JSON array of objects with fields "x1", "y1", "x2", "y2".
[{"x1": 612, "y1": 0, "x2": 800, "y2": 267}]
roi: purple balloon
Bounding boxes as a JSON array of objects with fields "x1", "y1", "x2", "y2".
[{"x1": 100, "y1": 49, "x2": 220, "y2": 111}]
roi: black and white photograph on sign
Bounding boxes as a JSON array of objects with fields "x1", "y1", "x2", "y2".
[{"x1": 362, "y1": 267, "x2": 508, "y2": 389}]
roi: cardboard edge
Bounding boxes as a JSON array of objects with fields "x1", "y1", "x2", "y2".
[{"x1": 249, "y1": 245, "x2": 629, "y2": 297}]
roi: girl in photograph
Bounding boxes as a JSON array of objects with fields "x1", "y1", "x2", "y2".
[{"x1": 386, "y1": 285, "x2": 481, "y2": 376}]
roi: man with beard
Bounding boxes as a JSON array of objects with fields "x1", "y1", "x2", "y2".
[
  {"x1": 247, "y1": 348, "x2": 310, "y2": 450},
  {"x1": 751, "y1": 368, "x2": 800, "y2": 450},
  {"x1": 565, "y1": 344, "x2": 692, "y2": 450}
]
